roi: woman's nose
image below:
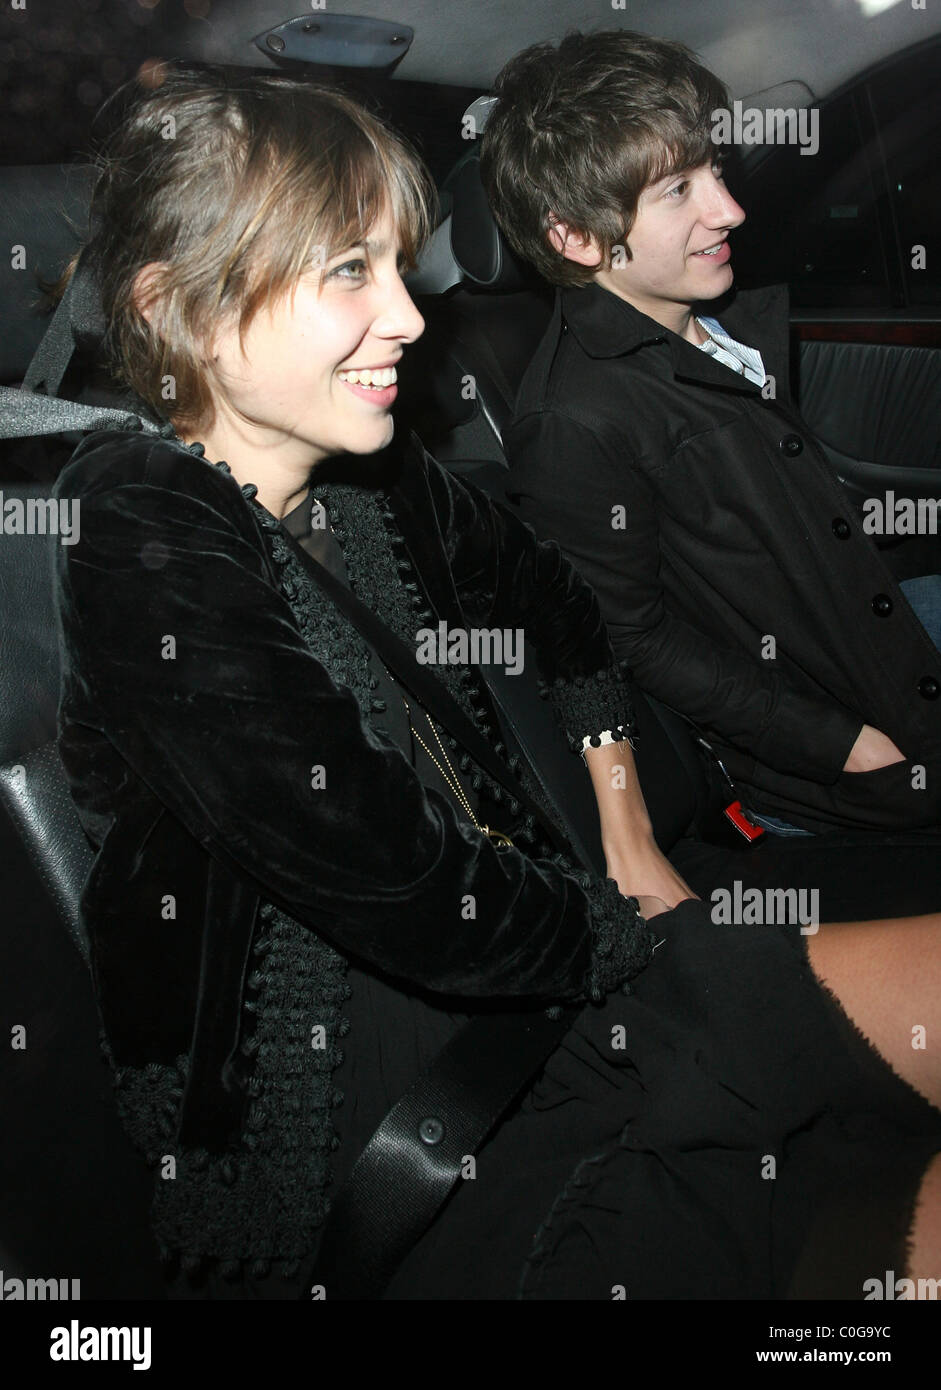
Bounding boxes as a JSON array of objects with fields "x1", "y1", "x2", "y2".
[{"x1": 377, "y1": 276, "x2": 425, "y2": 344}]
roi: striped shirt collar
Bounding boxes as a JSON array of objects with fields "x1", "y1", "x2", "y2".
[{"x1": 695, "y1": 315, "x2": 767, "y2": 387}]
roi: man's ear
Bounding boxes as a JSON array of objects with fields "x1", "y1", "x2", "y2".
[
  {"x1": 546, "y1": 218, "x2": 604, "y2": 269},
  {"x1": 131, "y1": 262, "x2": 169, "y2": 328}
]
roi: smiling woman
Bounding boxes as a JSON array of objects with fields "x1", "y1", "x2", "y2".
[
  {"x1": 52, "y1": 63, "x2": 663, "y2": 1295},
  {"x1": 83, "y1": 63, "x2": 433, "y2": 445}
]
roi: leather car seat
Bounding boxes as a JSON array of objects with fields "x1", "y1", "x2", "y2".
[{"x1": 0, "y1": 164, "x2": 164, "y2": 1296}]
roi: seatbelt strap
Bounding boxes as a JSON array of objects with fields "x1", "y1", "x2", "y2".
[
  {"x1": 0, "y1": 384, "x2": 160, "y2": 440},
  {"x1": 22, "y1": 252, "x2": 105, "y2": 397},
  {"x1": 276, "y1": 523, "x2": 577, "y2": 859},
  {"x1": 0, "y1": 249, "x2": 163, "y2": 440},
  {"x1": 276, "y1": 526, "x2": 589, "y2": 1300},
  {"x1": 307, "y1": 1001, "x2": 579, "y2": 1299}
]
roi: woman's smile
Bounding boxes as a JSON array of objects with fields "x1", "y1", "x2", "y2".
[{"x1": 336, "y1": 360, "x2": 400, "y2": 406}]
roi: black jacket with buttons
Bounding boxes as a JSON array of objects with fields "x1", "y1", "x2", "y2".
[{"x1": 505, "y1": 282, "x2": 941, "y2": 832}]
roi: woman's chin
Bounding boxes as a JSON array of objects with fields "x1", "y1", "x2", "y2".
[{"x1": 345, "y1": 416, "x2": 396, "y2": 456}]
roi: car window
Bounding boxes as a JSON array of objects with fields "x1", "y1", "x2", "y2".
[
  {"x1": 729, "y1": 89, "x2": 891, "y2": 308},
  {"x1": 867, "y1": 43, "x2": 941, "y2": 308}
]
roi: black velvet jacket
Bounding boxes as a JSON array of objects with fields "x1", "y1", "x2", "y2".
[{"x1": 54, "y1": 426, "x2": 651, "y2": 1271}]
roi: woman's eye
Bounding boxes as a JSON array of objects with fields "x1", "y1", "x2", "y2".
[
  {"x1": 666, "y1": 180, "x2": 689, "y2": 199},
  {"x1": 328, "y1": 258, "x2": 368, "y2": 281}
]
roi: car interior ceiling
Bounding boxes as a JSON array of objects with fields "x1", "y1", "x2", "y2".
[{"x1": 67, "y1": 0, "x2": 941, "y2": 109}]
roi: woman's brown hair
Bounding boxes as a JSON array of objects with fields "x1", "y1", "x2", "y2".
[
  {"x1": 77, "y1": 62, "x2": 435, "y2": 432},
  {"x1": 480, "y1": 30, "x2": 728, "y2": 288}
]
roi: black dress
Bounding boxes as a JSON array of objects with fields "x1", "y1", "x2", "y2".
[{"x1": 275, "y1": 494, "x2": 941, "y2": 1303}]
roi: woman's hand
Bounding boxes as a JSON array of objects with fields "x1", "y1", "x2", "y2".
[{"x1": 605, "y1": 839, "x2": 699, "y2": 920}]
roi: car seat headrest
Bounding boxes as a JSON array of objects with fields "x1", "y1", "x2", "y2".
[{"x1": 444, "y1": 149, "x2": 536, "y2": 292}]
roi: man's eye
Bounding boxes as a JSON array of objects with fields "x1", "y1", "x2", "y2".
[{"x1": 666, "y1": 180, "x2": 689, "y2": 199}]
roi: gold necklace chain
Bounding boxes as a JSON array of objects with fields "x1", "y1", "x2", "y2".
[{"x1": 402, "y1": 697, "x2": 513, "y2": 848}]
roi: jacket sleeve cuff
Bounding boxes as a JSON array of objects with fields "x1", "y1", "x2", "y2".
[
  {"x1": 582, "y1": 877, "x2": 656, "y2": 1002},
  {"x1": 540, "y1": 659, "x2": 636, "y2": 755}
]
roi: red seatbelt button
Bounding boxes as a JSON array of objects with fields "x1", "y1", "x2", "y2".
[{"x1": 723, "y1": 800, "x2": 766, "y2": 843}]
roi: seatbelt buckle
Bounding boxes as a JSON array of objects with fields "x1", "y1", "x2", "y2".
[{"x1": 723, "y1": 799, "x2": 766, "y2": 844}]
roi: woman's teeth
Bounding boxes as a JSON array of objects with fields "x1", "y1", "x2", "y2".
[
  {"x1": 698, "y1": 245, "x2": 722, "y2": 256},
  {"x1": 338, "y1": 366, "x2": 397, "y2": 388}
]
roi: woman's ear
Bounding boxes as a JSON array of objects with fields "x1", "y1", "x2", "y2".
[
  {"x1": 131, "y1": 262, "x2": 169, "y2": 328},
  {"x1": 546, "y1": 218, "x2": 604, "y2": 269}
]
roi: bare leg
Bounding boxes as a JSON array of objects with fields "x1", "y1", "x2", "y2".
[
  {"x1": 807, "y1": 913, "x2": 941, "y2": 1292},
  {"x1": 807, "y1": 913, "x2": 941, "y2": 1108}
]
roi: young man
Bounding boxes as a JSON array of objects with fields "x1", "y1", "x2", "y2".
[{"x1": 481, "y1": 29, "x2": 941, "y2": 836}]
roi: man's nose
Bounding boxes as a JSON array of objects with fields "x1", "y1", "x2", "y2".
[{"x1": 702, "y1": 176, "x2": 746, "y2": 229}]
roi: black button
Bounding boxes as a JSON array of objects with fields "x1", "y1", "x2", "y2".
[
  {"x1": 871, "y1": 594, "x2": 893, "y2": 617},
  {"x1": 779, "y1": 434, "x2": 804, "y2": 456},
  {"x1": 418, "y1": 1116, "x2": 445, "y2": 1146},
  {"x1": 918, "y1": 676, "x2": 940, "y2": 700},
  {"x1": 831, "y1": 517, "x2": 851, "y2": 539}
]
